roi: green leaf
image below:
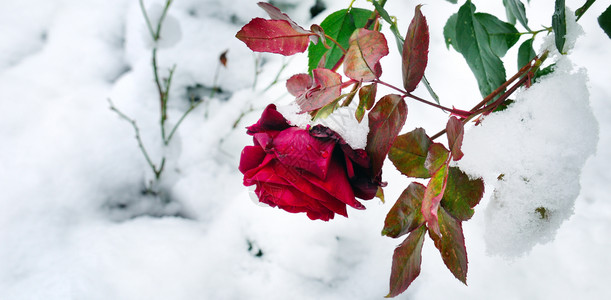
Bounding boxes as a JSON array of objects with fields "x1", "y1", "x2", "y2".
[
  {"x1": 425, "y1": 143, "x2": 449, "y2": 174},
  {"x1": 503, "y1": 0, "x2": 531, "y2": 31},
  {"x1": 455, "y1": 1, "x2": 507, "y2": 98},
  {"x1": 446, "y1": 0, "x2": 458, "y2": 3},
  {"x1": 344, "y1": 28, "x2": 389, "y2": 81},
  {"x1": 552, "y1": 0, "x2": 567, "y2": 54},
  {"x1": 382, "y1": 183, "x2": 426, "y2": 238},
  {"x1": 371, "y1": 0, "x2": 405, "y2": 54},
  {"x1": 402, "y1": 5, "x2": 429, "y2": 93},
  {"x1": 307, "y1": 8, "x2": 373, "y2": 73},
  {"x1": 389, "y1": 128, "x2": 432, "y2": 178},
  {"x1": 517, "y1": 38, "x2": 535, "y2": 69},
  {"x1": 599, "y1": 4, "x2": 611, "y2": 39},
  {"x1": 441, "y1": 167, "x2": 484, "y2": 221},
  {"x1": 428, "y1": 207, "x2": 468, "y2": 285},
  {"x1": 356, "y1": 83, "x2": 377, "y2": 122},
  {"x1": 443, "y1": 13, "x2": 459, "y2": 51},
  {"x1": 446, "y1": 117, "x2": 464, "y2": 161},
  {"x1": 387, "y1": 225, "x2": 426, "y2": 298},
  {"x1": 576, "y1": 0, "x2": 596, "y2": 21},
  {"x1": 367, "y1": 94, "x2": 408, "y2": 177},
  {"x1": 422, "y1": 163, "x2": 449, "y2": 237},
  {"x1": 474, "y1": 13, "x2": 520, "y2": 58}
]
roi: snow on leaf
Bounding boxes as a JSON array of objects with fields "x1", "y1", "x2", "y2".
[
  {"x1": 235, "y1": 18, "x2": 311, "y2": 56},
  {"x1": 402, "y1": 5, "x2": 429, "y2": 93},
  {"x1": 421, "y1": 163, "x2": 449, "y2": 237},
  {"x1": 389, "y1": 128, "x2": 432, "y2": 179},
  {"x1": 356, "y1": 83, "x2": 377, "y2": 122},
  {"x1": 387, "y1": 225, "x2": 426, "y2": 298},
  {"x1": 446, "y1": 116, "x2": 464, "y2": 161},
  {"x1": 428, "y1": 207, "x2": 468, "y2": 285},
  {"x1": 344, "y1": 28, "x2": 389, "y2": 81},
  {"x1": 366, "y1": 94, "x2": 408, "y2": 177},
  {"x1": 441, "y1": 167, "x2": 484, "y2": 221},
  {"x1": 383, "y1": 182, "x2": 426, "y2": 238},
  {"x1": 286, "y1": 73, "x2": 313, "y2": 97},
  {"x1": 295, "y1": 68, "x2": 342, "y2": 112}
]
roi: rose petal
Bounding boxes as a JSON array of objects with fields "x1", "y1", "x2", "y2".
[
  {"x1": 239, "y1": 145, "x2": 267, "y2": 174},
  {"x1": 246, "y1": 104, "x2": 291, "y2": 134},
  {"x1": 272, "y1": 127, "x2": 335, "y2": 179}
]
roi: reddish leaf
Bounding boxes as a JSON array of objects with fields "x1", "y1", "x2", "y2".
[
  {"x1": 402, "y1": 5, "x2": 429, "y2": 93},
  {"x1": 366, "y1": 94, "x2": 408, "y2": 177},
  {"x1": 382, "y1": 182, "x2": 426, "y2": 238},
  {"x1": 356, "y1": 83, "x2": 377, "y2": 122},
  {"x1": 421, "y1": 163, "x2": 449, "y2": 237},
  {"x1": 286, "y1": 73, "x2": 312, "y2": 97},
  {"x1": 424, "y1": 142, "x2": 449, "y2": 174},
  {"x1": 441, "y1": 167, "x2": 484, "y2": 221},
  {"x1": 236, "y1": 18, "x2": 311, "y2": 56},
  {"x1": 296, "y1": 68, "x2": 342, "y2": 112},
  {"x1": 428, "y1": 207, "x2": 468, "y2": 285},
  {"x1": 387, "y1": 225, "x2": 426, "y2": 298},
  {"x1": 389, "y1": 128, "x2": 432, "y2": 179},
  {"x1": 344, "y1": 29, "x2": 389, "y2": 81},
  {"x1": 446, "y1": 116, "x2": 464, "y2": 160},
  {"x1": 257, "y1": 2, "x2": 310, "y2": 35}
]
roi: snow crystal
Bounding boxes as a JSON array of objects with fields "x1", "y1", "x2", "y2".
[
  {"x1": 457, "y1": 55, "x2": 598, "y2": 257},
  {"x1": 278, "y1": 103, "x2": 370, "y2": 150}
]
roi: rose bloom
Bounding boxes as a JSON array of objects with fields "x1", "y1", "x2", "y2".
[{"x1": 239, "y1": 104, "x2": 381, "y2": 221}]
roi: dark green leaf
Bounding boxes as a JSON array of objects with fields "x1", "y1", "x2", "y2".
[
  {"x1": 503, "y1": 0, "x2": 531, "y2": 30},
  {"x1": 493, "y1": 99, "x2": 514, "y2": 112},
  {"x1": 517, "y1": 38, "x2": 535, "y2": 69},
  {"x1": 552, "y1": 0, "x2": 567, "y2": 54},
  {"x1": 576, "y1": 0, "x2": 596, "y2": 21},
  {"x1": 599, "y1": 4, "x2": 611, "y2": 39},
  {"x1": 387, "y1": 225, "x2": 426, "y2": 298},
  {"x1": 307, "y1": 8, "x2": 373, "y2": 73},
  {"x1": 422, "y1": 163, "x2": 449, "y2": 237},
  {"x1": 474, "y1": 13, "x2": 520, "y2": 58},
  {"x1": 455, "y1": 1, "x2": 507, "y2": 98},
  {"x1": 402, "y1": 5, "x2": 429, "y2": 93},
  {"x1": 389, "y1": 128, "x2": 432, "y2": 178},
  {"x1": 425, "y1": 143, "x2": 449, "y2": 174},
  {"x1": 382, "y1": 183, "x2": 426, "y2": 238},
  {"x1": 446, "y1": 0, "x2": 458, "y2": 3},
  {"x1": 443, "y1": 13, "x2": 459, "y2": 51},
  {"x1": 429, "y1": 207, "x2": 468, "y2": 285},
  {"x1": 367, "y1": 94, "x2": 408, "y2": 177},
  {"x1": 441, "y1": 167, "x2": 484, "y2": 221},
  {"x1": 356, "y1": 83, "x2": 377, "y2": 122}
]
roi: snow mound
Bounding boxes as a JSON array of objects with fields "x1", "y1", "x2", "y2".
[{"x1": 457, "y1": 56, "x2": 598, "y2": 257}]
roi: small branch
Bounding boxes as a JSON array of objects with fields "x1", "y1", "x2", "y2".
[
  {"x1": 324, "y1": 34, "x2": 347, "y2": 54},
  {"x1": 165, "y1": 100, "x2": 204, "y2": 145},
  {"x1": 108, "y1": 98, "x2": 163, "y2": 179},
  {"x1": 374, "y1": 79, "x2": 467, "y2": 115}
]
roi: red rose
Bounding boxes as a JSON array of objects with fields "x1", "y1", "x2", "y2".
[{"x1": 239, "y1": 104, "x2": 380, "y2": 221}]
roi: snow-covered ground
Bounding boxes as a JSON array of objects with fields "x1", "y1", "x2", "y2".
[{"x1": 1, "y1": 0, "x2": 609, "y2": 299}]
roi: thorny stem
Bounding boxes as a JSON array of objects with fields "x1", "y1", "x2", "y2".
[
  {"x1": 429, "y1": 51, "x2": 549, "y2": 140},
  {"x1": 365, "y1": 0, "x2": 387, "y2": 29},
  {"x1": 373, "y1": 79, "x2": 468, "y2": 116}
]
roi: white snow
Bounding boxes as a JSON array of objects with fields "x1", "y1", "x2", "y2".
[{"x1": 1, "y1": 0, "x2": 610, "y2": 299}]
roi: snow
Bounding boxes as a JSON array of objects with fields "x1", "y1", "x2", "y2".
[
  {"x1": 457, "y1": 55, "x2": 598, "y2": 257},
  {"x1": 1, "y1": 0, "x2": 610, "y2": 299}
]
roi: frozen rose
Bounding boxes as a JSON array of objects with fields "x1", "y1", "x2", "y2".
[{"x1": 239, "y1": 104, "x2": 380, "y2": 221}]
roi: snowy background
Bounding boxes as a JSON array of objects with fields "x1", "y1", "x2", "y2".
[{"x1": 1, "y1": 0, "x2": 609, "y2": 299}]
